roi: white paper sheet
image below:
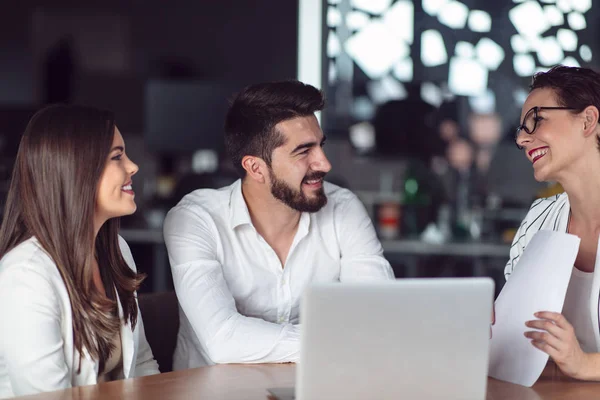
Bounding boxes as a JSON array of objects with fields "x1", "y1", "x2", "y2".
[{"x1": 489, "y1": 230, "x2": 580, "y2": 387}]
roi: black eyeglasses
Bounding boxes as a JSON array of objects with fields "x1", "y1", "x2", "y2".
[{"x1": 515, "y1": 106, "x2": 576, "y2": 149}]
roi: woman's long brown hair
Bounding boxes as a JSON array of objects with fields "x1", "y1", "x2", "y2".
[{"x1": 0, "y1": 104, "x2": 145, "y2": 372}]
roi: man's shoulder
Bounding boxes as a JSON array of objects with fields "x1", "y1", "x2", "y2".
[
  {"x1": 323, "y1": 181, "x2": 357, "y2": 205},
  {"x1": 317, "y1": 182, "x2": 364, "y2": 221},
  {"x1": 170, "y1": 181, "x2": 239, "y2": 217}
]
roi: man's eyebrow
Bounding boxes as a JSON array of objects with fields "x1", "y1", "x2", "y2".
[
  {"x1": 290, "y1": 136, "x2": 327, "y2": 154},
  {"x1": 291, "y1": 141, "x2": 317, "y2": 154}
]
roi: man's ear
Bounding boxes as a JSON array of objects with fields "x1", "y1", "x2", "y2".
[
  {"x1": 241, "y1": 155, "x2": 268, "y2": 183},
  {"x1": 583, "y1": 105, "x2": 600, "y2": 137}
]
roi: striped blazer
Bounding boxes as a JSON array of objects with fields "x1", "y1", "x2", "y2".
[
  {"x1": 504, "y1": 192, "x2": 600, "y2": 352},
  {"x1": 504, "y1": 193, "x2": 571, "y2": 279}
]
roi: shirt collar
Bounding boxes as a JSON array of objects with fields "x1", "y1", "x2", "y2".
[
  {"x1": 228, "y1": 179, "x2": 313, "y2": 235},
  {"x1": 229, "y1": 179, "x2": 253, "y2": 229}
]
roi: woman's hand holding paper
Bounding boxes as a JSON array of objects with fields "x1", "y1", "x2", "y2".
[{"x1": 524, "y1": 311, "x2": 590, "y2": 379}]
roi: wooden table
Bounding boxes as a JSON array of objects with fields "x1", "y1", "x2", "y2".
[{"x1": 13, "y1": 362, "x2": 600, "y2": 400}]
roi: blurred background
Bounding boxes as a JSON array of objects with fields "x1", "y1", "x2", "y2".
[{"x1": 0, "y1": 0, "x2": 595, "y2": 296}]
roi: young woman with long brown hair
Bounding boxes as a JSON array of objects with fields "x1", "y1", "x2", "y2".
[{"x1": 0, "y1": 104, "x2": 159, "y2": 398}]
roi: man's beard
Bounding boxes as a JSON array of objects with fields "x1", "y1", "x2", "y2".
[{"x1": 269, "y1": 169, "x2": 328, "y2": 213}]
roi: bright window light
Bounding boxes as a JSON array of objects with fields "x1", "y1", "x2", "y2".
[
  {"x1": 570, "y1": 0, "x2": 591, "y2": 13},
  {"x1": 535, "y1": 66, "x2": 551, "y2": 74},
  {"x1": 509, "y1": 1, "x2": 550, "y2": 39},
  {"x1": 561, "y1": 56, "x2": 581, "y2": 67},
  {"x1": 352, "y1": 99, "x2": 376, "y2": 122},
  {"x1": 327, "y1": 31, "x2": 341, "y2": 57},
  {"x1": 423, "y1": 0, "x2": 449, "y2": 17},
  {"x1": 298, "y1": 0, "x2": 323, "y2": 97},
  {"x1": 367, "y1": 76, "x2": 407, "y2": 104},
  {"x1": 441, "y1": 83, "x2": 456, "y2": 101},
  {"x1": 556, "y1": 0, "x2": 572, "y2": 12},
  {"x1": 384, "y1": 1, "x2": 414, "y2": 44},
  {"x1": 567, "y1": 12, "x2": 587, "y2": 30},
  {"x1": 475, "y1": 38, "x2": 505, "y2": 71},
  {"x1": 351, "y1": 0, "x2": 392, "y2": 15},
  {"x1": 524, "y1": 35, "x2": 543, "y2": 51},
  {"x1": 421, "y1": 29, "x2": 448, "y2": 67},
  {"x1": 438, "y1": 1, "x2": 469, "y2": 30},
  {"x1": 469, "y1": 89, "x2": 496, "y2": 114},
  {"x1": 192, "y1": 150, "x2": 218, "y2": 173},
  {"x1": 327, "y1": 7, "x2": 342, "y2": 27},
  {"x1": 513, "y1": 88, "x2": 528, "y2": 106},
  {"x1": 345, "y1": 21, "x2": 410, "y2": 79},
  {"x1": 448, "y1": 57, "x2": 488, "y2": 96},
  {"x1": 421, "y1": 82, "x2": 443, "y2": 107},
  {"x1": 468, "y1": 10, "x2": 492, "y2": 32},
  {"x1": 537, "y1": 36, "x2": 564, "y2": 66},
  {"x1": 544, "y1": 5, "x2": 565, "y2": 26},
  {"x1": 455, "y1": 41, "x2": 475, "y2": 58},
  {"x1": 580, "y1": 44, "x2": 592, "y2": 62},
  {"x1": 328, "y1": 60, "x2": 337, "y2": 82},
  {"x1": 346, "y1": 11, "x2": 370, "y2": 30},
  {"x1": 349, "y1": 121, "x2": 376, "y2": 151},
  {"x1": 393, "y1": 58, "x2": 413, "y2": 81},
  {"x1": 557, "y1": 29, "x2": 578, "y2": 52},
  {"x1": 511, "y1": 35, "x2": 529, "y2": 53},
  {"x1": 513, "y1": 54, "x2": 536, "y2": 77}
]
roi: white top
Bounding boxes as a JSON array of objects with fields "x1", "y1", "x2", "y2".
[
  {"x1": 563, "y1": 267, "x2": 597, "y2": 353},
  {"x1": 505, "y1": 193, "x2": 600, "y2": 353},
  {"x1": 163, "y1": 179, "x2": 394, "y2": 370},
  {"x1": 0, "y1": 236, "x2": 159, "y2": 399}
]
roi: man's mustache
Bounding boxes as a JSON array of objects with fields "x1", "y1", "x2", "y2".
[{"x1": 303, "y1": 171, "x2": 327, "y2": 182}]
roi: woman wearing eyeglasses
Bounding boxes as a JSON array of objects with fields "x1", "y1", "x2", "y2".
[{"x1": 505, "y1": 65, "x2": 600, "y2": 380}]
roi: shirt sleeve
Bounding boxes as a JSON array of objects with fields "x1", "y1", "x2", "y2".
[
  {"x1": 163, "y1": 205, "x2": 299, "y2": 364},
  {"x1": 0, "y1": 265, "x2": 70, "y2": 396},
  {"x1": 334, "y1": 190, "x2": 395, "y2": 282}
]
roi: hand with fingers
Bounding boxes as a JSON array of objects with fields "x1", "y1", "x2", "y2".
[{"x1": 524, "y1": 311, "x2": 590, "y2": 379}]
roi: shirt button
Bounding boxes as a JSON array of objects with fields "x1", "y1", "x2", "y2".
[
  {"x1": 278, "y1": 317, "x2": 284, "y2": 323},
  {"x1": 281, "y1": 279, "x2": 286, "y2": 286}
]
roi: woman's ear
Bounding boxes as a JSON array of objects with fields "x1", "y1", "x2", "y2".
[
  {"x1": 241, "y1": 155, "x2": 267, "y2": 184},
  {"x1": 583, "y1": 105, "x2": 600, "y2": 137}
]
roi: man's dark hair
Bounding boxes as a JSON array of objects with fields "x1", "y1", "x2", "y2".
[
  {"x1": 530, "y1": 65, "x2": 600, "y2": 150},
  {"x1": 224, "y1": 80, "x2": 325, "y2": 177}
]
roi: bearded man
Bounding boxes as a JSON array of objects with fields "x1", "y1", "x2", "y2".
[{"x1": 164, "y1": 80, "x2": 394, "y2": 370}]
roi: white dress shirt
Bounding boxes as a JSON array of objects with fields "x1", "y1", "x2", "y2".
[
  {"x1": 164, "y1": 179, "x2": 394, "y2": 370},
  {"x1": 0, "y1": 236, "x2": 159, "y2": 399}
]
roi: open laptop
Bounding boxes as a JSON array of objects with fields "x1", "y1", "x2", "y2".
[{"x1": 269, "y1": 278, "x2": 494, "y2": 400}]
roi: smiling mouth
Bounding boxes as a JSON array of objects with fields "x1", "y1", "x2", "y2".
[
  {"x1": 303, "y1": 177, "x2": 323, "y2": 185},
  {"x1": 529, "y1": 147, "x2": 549, "y2": 164},
  {"x1": 122, "y1": 183, "x2": 134, "y2": 194}
]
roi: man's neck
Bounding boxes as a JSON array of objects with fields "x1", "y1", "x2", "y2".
[{"x1": 241, "y1": 180, "x2": 301, "y2": 243}]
